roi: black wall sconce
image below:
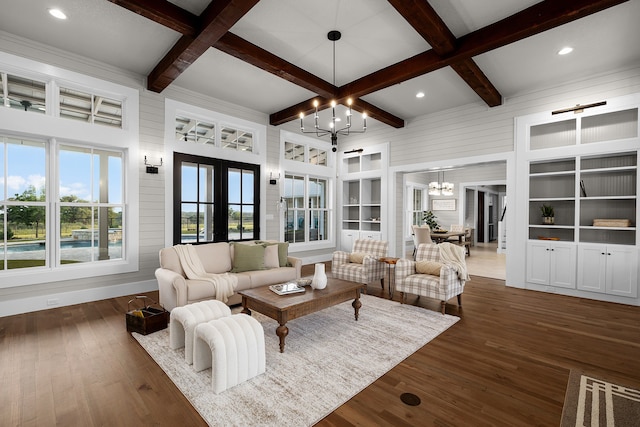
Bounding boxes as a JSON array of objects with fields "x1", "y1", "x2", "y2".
[
  {"x1": 144, "y1": 156, "x2": 163, "y2": 174},
  {"x1": 269, "y1": 171, "x2": 280, "y2": 185}
]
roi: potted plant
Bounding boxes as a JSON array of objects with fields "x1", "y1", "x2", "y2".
[
  {"x1": 540, "y1": 204, "x2": 554, "y2": 224},
  {"x1": 422, "y1": 210, "x2": 440, "y2": 230}
]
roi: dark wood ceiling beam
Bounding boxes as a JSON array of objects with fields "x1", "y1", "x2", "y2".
[
  {"x1": 343, "y1": 0, "x2": 627, "y2": 100},
  {"x1": 450, "y1": 61, "x2": 502, "y2": 107},
  {"x1": 387, "y1": 0, "x2": 502, "y2": 107},
  {"x1": 351, "y1": 99, "x2": 404, "y2": 129},
  {"x1": 147, "y1": 0, "x2": 260, "y2": 92},
  {"x1": 271, "y1": 97, "x2": 330, "y2": 129},
  {"x1": 455, "y1": 0, "x2": 628, "y2": 59},
  {"x1": 107, "y1": 0, "x2": 198, "y2": 37},
  {"x1": 387, "y1": 0, "x2": 456, "y2": 52},
  {"x1": 214, "y1": 33, "x2": 336, "y2": 99}
]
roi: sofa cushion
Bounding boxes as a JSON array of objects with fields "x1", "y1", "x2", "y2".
[
  {"x1": 246, "y1": 267, "x2": 297, "y2": 288},
  {"x1": 195, "y1": 242, "x2": 232, "y2": 274},
  {"x1": 416, "y1": 260, "x2": 443, "y2": 276},
  {"x1": 231, "y1": 243, "x2": 266, "y2": 273},
  {"x1": 264, "y1": 244, "x2": 280, "y2": 269}
]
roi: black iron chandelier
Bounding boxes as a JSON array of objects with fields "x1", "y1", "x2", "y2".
[{"x1": 299, "y1": 30, "x2": 367, "y2": 152}]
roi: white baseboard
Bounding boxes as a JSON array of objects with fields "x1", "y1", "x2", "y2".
[{"x1": 0, "y1": 279, "x2": 158, "y2": 317}]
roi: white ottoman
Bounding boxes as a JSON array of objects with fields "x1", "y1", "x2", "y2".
[
  {"x1": 193, "y1": 314, "x2": 266, "y2": 394},
  {"x1": 169, "y1": 300, "x2": 232, "y2": 365}
]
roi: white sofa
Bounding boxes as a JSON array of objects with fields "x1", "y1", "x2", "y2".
[{"x1": 156, "y1": 241, "x2": 302, "y2": 311}]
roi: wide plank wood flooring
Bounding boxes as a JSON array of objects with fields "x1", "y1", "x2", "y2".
[{"x1": 1, "y1": 268, "x2": 638, "y2": 426}]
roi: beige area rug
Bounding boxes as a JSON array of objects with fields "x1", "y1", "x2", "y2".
[
  {"x1": 133, "y1": 294, "x2": 458, "y2": 427},
  {"x1": 561, "y1": 370, "x2": 640, "y2": 427}
]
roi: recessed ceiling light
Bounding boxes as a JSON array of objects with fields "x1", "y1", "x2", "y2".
[
  {"x1": 48, "y1": 8, "x2": 67, "y2": 20},
  {"x1": 558, "y1": 47, "x2": 573, "y2": 55},
  {"x1": 416, "y1": 92, "x2": 425, "y2": 98}
]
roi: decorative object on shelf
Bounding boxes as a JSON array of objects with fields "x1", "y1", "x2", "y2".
[
  {"x1": 422, "y1": 210, "x2": 440, "y2": 230},
  {"x1": 311, "y1": 263, "x2": 327, "y2": 290},
  {"x1": 592, "y1": 219, "x2": 631, "y2": 227},
  {"x1": 428, "y1": 170, "x2": 454, "y2": 196},
  {"x1": 298, "y1": 30, "x2": 366, "y2": 152},
  {"x1": 580, "y1": 180, "x2": 587, "y2": 197},
  {"x1": 540, "y1": 204, "x2": 555, "y2": 224}
]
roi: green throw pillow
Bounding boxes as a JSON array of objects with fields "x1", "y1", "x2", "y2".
[
  {"x1": 231, "y1": 243, "x2": 266, "y2": 273},
  {"x1": 276, "y1": 242, "x2": 290, "y2": 267}
]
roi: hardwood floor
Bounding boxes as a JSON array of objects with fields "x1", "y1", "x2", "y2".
[{"x1": 1, "y1": 269, "x2": 638, "y2": 426}]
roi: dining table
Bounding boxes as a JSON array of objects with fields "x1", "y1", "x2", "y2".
[{"x1": 430, "y1": 231, "x2": 466, "y2": 244}]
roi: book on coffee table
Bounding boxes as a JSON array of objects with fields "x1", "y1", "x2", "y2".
[{"x1": 269, "y1": 282, "x2": 305, "y2": 295}]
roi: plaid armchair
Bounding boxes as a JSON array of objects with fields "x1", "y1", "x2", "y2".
[
  {"x1": 332, "y1": 239, "x2": 388, "y2": 290},
  {"x1": 395, "y1": 243, "x2": 465, "y2": 314}
]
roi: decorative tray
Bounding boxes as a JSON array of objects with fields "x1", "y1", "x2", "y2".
[{"x1": 269, "y1": 282, "x2": 305, "y2": 295}]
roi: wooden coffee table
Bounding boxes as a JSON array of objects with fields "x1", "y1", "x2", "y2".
[{"x1": 238, "y1": 278, "x2": 365, "y2": 353}]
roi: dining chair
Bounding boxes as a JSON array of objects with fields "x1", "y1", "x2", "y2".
[{"x1": 411, "y1": 224, "x2": 432, "y2": 258}]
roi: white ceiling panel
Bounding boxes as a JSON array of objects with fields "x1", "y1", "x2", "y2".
[{"x1": 0, "y1": 0, "x2": 637, "y2": 130}]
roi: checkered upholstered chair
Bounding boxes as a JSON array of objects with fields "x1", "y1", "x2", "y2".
[
  {"x1": 395, "y1": 243, "x2": 466, "y2": 314},
  {"x1": 331, "y1": 239, "x2": 388, "y2": 291}
]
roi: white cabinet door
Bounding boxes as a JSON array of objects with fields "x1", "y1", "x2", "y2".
[
  {"x1": 578, "y1": 244, "x2": 638, "y2": 298},
  {"x1": 577, "y1": 244, "x2": 607, "y2": 293},
  {"x1": 527, "y1": 241, "x2": 576, "y2": 288},
  {"x1": 526, "y1": 241, "x2": 551, "y2": 285},
  {"x1": 549, "y1": 243, "x2": 577, "y2": 289},
  {"x1": 341, "y1": 230, "x2": 358, "y2": 252},
  {"x1": 606, "y1": 246, "x2": 638, "y2": 298},
  {"x1": 360, "y1": 231, "x2": 382, "y2": 241}
]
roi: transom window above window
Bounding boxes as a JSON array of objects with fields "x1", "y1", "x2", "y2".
[
  {"x1": 0, "y1": 72, "x2": 46, "y2": 114},
  {"x1": 309, "y1": 147, "x2": 327, "y2": 166},
  {"x1": 284, "y1": 141, "x2": 328, "y2": 166},
  {"x1": 176, "y1": 116, "x2": 215, "y2": 145},
  {"x1": 221, "y1": 126, "x2": 253, "y2": 152},
  {"x1": 284, "y1": 142, "x2": 304, "y2": 162},
  {"x1": 59, "y1": 87, "x2": 123, "y2": 128}
]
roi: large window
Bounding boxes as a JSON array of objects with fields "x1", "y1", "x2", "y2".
[
  {"x1": 0, "y1": 137, "x2": 125, "y2": 270},
  {"x1": 283, "y1": 174, "x2": 329, "y2": 243},
  {"x1": 174, "y1": 153, "x2": 259, "y2": 243}
]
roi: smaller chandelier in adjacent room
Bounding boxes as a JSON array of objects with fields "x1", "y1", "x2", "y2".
[
  {"x1": 429, "y1": 171, "x2": 454, "y2": 196},
  {"x1": 299, "y1": 30, "x2": 366, "y2": 152}
]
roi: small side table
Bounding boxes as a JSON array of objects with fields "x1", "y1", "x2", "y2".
[{"x1": 379, "y1": 257, "x2": 400, "y2": 299}]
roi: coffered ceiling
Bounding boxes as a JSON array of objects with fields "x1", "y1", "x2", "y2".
[{"x1": 1, "y1": 0, "x2": 639, "y2": 131}]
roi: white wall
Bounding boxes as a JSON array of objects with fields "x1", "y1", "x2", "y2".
[{"x1": 1, "y1": 30, "x2": 639, "y2": 314}]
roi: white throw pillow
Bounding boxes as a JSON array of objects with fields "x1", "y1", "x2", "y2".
[{"x1": 264, "y1": 244, "x2": 280, "y2": 269}]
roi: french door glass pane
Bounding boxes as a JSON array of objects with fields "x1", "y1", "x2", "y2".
[
  {"x1": 180, "y1": 203, "x2": 197, "y2": 243},
  {"x1": 228, "y1": 168, "x2": 241, "y2": 204},
  {"x1": 242, "y1": 170, "x2": 254, "y2": 203},
  {"x1": 182, "y1": 163, "x2": 197, "y2": 202}
]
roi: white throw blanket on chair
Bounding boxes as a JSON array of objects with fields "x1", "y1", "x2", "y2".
[
  {"x1": 174, "y1": 244, "x2": 238, "y2": 303},
  {"x1": 438, "y1": 242, "x2": 471, "y2": 281}
]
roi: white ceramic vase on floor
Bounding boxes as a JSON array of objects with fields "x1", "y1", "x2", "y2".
[{"x1": 311, "y1": 263, "x2": 327, "y2": 290}]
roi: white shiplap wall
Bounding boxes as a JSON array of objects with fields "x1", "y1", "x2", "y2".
[{"x1": 1, "y1": 29, "x2": 639, "y2": 314}]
